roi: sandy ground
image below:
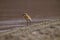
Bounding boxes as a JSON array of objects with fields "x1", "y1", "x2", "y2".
[{"x1": 0, "y1": 19, "x2": 60, "y2": 40}]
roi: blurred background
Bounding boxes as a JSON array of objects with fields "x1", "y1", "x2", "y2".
[{"x1": 0, "y1": 0, "x2": 60, "y2": 21}]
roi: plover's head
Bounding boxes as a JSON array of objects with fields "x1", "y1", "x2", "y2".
[{"x1": 23, "y1": 13, "x2": 28, "y2": 16}]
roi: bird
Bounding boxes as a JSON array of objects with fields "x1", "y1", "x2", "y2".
[{"x1": 23, "y1": 13, "x2": 32, "y2": 26}]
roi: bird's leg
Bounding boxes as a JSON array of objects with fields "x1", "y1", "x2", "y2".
[
  {"x1": 26, "y1": 20, "x2": 32, "y2": 26},
  {"x1": 26, "y1": 20, "x2": 29, "y2": 26},
  {"x1": 29, "y1": 20, "x2": 31, "y2": 25}
]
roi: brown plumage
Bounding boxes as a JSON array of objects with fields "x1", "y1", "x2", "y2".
[{"x1": 23, "y1": 13, "x2": 32, "y2": 26}]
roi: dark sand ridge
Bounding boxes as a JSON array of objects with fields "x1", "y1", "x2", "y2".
[{"x1": 0, "y1": 0, "x2": 60, "y2": 21}]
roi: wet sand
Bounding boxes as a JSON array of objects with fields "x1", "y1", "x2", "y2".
[{"x1": 0, "y1": 19, "x2": 59, "y2": 31}]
